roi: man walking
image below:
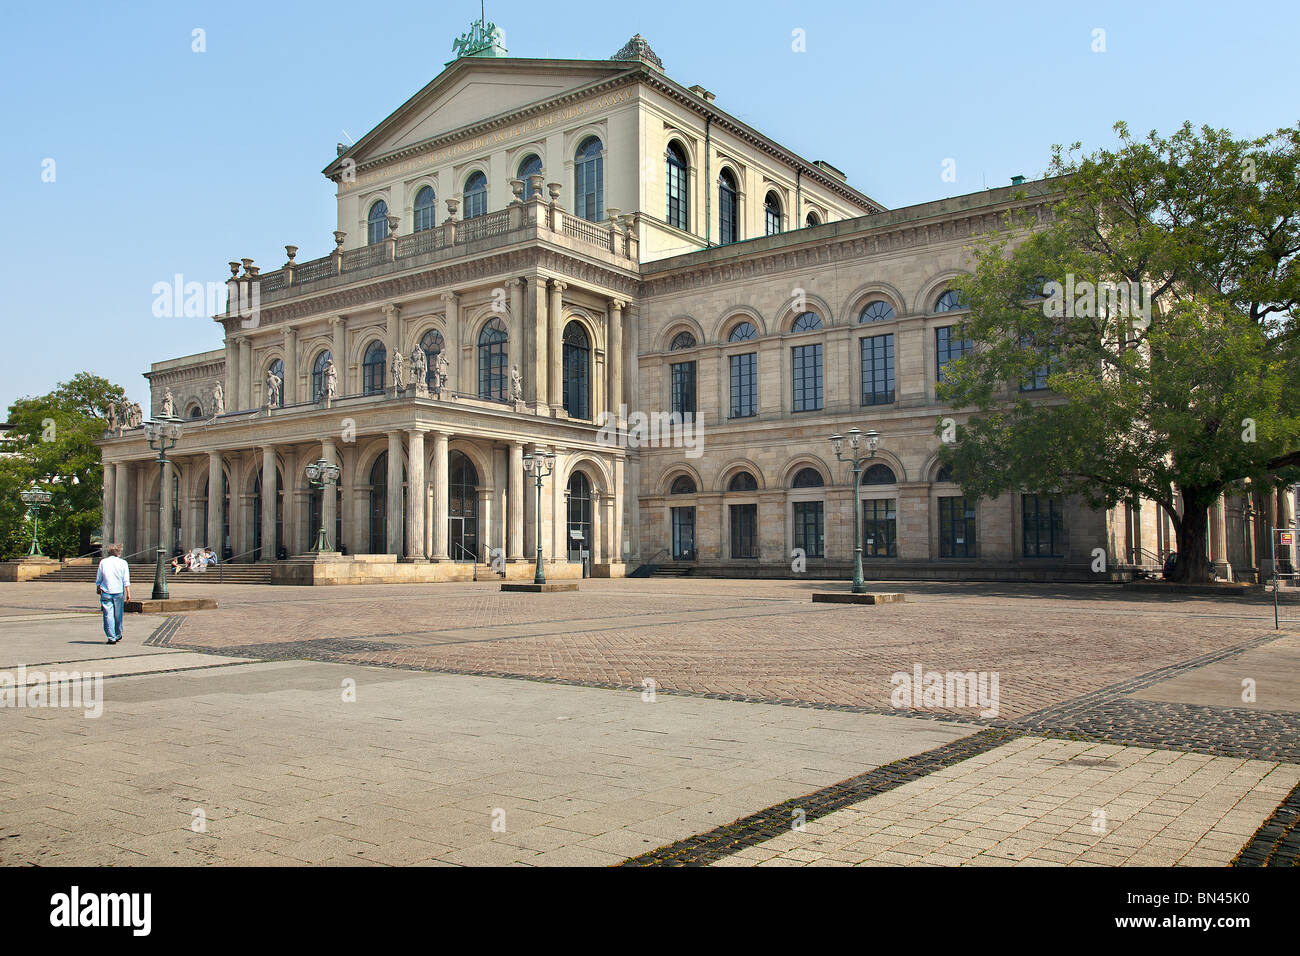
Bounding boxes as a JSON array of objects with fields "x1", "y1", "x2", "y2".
[{"x1": 95, "y1": 543, "x2": 131, "y2": 645}]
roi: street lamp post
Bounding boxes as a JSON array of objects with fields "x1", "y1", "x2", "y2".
[
  {"x1": 305, "y1": 457, "x2": 341, "y2": 552},
  {"x1": 144, "y1": 419, "x2": 183, "y2": 600},
  {"x1": 19, "y1": 486, "x2": 52, "y2": 556},
  {"x1": 829, "y1": 426, "x2": 881, "y2": 594},
  {"x1": 522, "y1": 446, "x2": 556, "y2": 584}
]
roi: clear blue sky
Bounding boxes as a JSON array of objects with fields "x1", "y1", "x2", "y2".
[{"x1": 1, "y1": 0, "x2": 1296, "y2": 415}]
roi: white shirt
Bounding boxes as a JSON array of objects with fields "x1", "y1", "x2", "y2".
[{"x1": 95, "y1": 556, "x2": 131, "y2": 595}]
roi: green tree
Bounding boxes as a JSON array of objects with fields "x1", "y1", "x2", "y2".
[
  {"x1": 0, "y1": 374, "x2": 127, "y2": 559},
  {"x1": 938, "y1": 122, "x2": 1300, "y2": 583}
]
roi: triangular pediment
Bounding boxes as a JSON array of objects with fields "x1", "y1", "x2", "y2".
[{"x1": 328, "y1": 58, "x2": 636, "y2": 177}]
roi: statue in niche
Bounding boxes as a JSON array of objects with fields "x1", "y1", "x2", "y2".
[
  {"x1": 410, "y1": 345, "x2": 428, "y2": 397},
  {"x1": 265, "y1": 368, "x2": 281, "y2": 409},
  {"x1": 324, "y1": 359, "x2": 338, "y2": 401}
]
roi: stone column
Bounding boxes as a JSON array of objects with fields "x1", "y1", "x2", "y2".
[
  {"x1": 114, "y1": 462, "x2": 131, "y2": 553},
  {"x1": 591, "y1": 490, "x2": 604, "y2": 565},
  {"x1": 506, "y1": 278, "x2": 524, "y2": 372},
  {"x1": 548, "y1": 280, "x2": 566, "y2": 406},
  {"x1": 239, "y1": 338, "x2": 253, "y2": 410},
  {"x1": 225, "y1": 338, "x2": 240, "y2": 411},
  {"x1": 406, "y1": 429, "x2": 425, "y2": 559},
  {"x1": 1278, "y1": 485, "x2": 1295, "y2": 572},
  {"x1": 330, "y1": 316, "x2": 347, "y2": 396},
  {"x1": 259, "y1": 445, "x2": 276, "y2": 561},
  {"x1": 386, "y1": 431, "x2": 403, "y2": 554},
  {"x1": 609, "y1": 298, "x2": 625, "y2": 419},
  {"x1": 527, "y1": 276, "x2": 548, "y2": 405},
  {"x1": 613, "y1": 456, "x2": 626, "y2": 564},
  {"x1": 1209, "y1": 494, "x2": 1231, "y2": 581},
  {"x1": 442, "y1": 292, "x2": 461, "y2": 393},
  {"x1": 431, "y1": 431, "x2": 449, "y2": 560},
  {"x1": 478, "y1": 488, "x2": 493, "y2": 562},
  {"x1": 283, "y1": 327, "x2": 298, "y2": 405},
  {"x1": 102, "y1": 460, "x2": 117, "y2": 547},
  {"x1": 207, "y1": 452, "x2": 223, "y2": 553},
  {"x1": 509, "y1": 441, "x2": 525, "y2": 559}
]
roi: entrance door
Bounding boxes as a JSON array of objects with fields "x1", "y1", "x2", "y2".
[{"x1": 448, "y1": 452, "x2": 478, "y2": 561}]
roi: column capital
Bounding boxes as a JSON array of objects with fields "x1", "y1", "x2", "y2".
[
  {"x1": 440, "y1": 290, "x2": 459, "y2": 304},
  {"x1": 609, "y1": 297, "x2": 627, "y2": 312},
  {"x1": 549, "y1": 279, "x2": 567, "y2": 292},
  {"x1": 407, "y1": 425, "x2": 428, "y2": 437},
  {"x1": 329, "y1": 314, "x2": 346, "y2": 327},
  {"x1": 382, "y1": 302, "x2": 401, "y2": 317},
  {"x1": 504, "y1": 277, "x2": 523, "y2": 289}
]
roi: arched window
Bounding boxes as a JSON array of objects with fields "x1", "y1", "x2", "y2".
[
  {"x1": 728, "y1": 471, "x2": 758, "y2": 492},
  {"x1": 566, "y1": 471, "x2": 592, "y2": 560},
  {"x1": 670, "y1": 475, "x2": 696, "y2": 495},
  {"x1": 367, "y1": 199, "x2": 389, "y2": 244},
  {"x1": 728, "y1": 321, "x2": 757, "y2": 342},
  {"x1": 935, "y1": 464, "x2": 955, "y2": 483},
  {"x1": 934, "y1": 289, "x2": 965, "y2": 312},
  {"x1": 666, "y1": 141, "x2": 689, "y2": 231},
  {"x1": 792, "y1": 467, "x2": 824, "y2": 488},
  {"x1": 311, "y1": 350, "x2": 332, "y2": 402},
  {"x1": 718, "y1": 169, "x2": 738, "y2": 244},
  {"x1": 477, "y1": 318, "x2": 508, "y2": 399},
  {"x1": 562, "y1": 321, "x2": 591, "y2": 419},
  {"x1": 805, "y1": 211, "x2": 821, "y2": 227},
  {"x1": 574, "y1": 136, "x2": 604, "y2": 223},
  {"x1": 419, "y1": 329, "x2": 444, "y2": 392},
  {"x1": 669, "y1": 330, "x2": 697, "y2": 351},
  {"x1": 791, "y1": 312, "x2": 823, "y2": 333},
  {"x1": 517, "y1": 153, "x2": 543, "y2": 188},
  {"x1": 413, "y1": 186, "x2": 437, "y2": 232},
  {"x1": 188, "y1": 404, "x2": 203, "y2": 419},
  {"x1": 863, "y1": 463, "x2": 897, "y2": 485},
  {"x1": 449, "y1": 451, "x2": 478, "y2": 561},
  {"x1": 267, "y1": 358, "x2": 284, "y2": 407},
  {"x1": 368, "y1": 453, "x2": 388, "y2": 554},
  {"x1": 463, "y1": 171, "x2": 487, "y2": 219},
  {"x1": 362, "y1": 341, "x2": 386, "y2": 395},
  {"x1": 860, "y1": 300, "x2": 896, "y2": 323},
  {"x1": 764, "y1": 192, "x2": 782, "y2": 236}
]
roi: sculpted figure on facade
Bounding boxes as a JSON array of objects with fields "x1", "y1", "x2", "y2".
[
  {"x1": 434, "y1": 351, "x2": 450, "y2": 395},
  {"x1": 265, "y1": 368, "x2": 281, "y2": 409},
  {"x1": 130, "y1": 402, "x2": 143, "y2": 428},
  {"x1": 212, "y1": 382, "x2": 224, "y2": 415},
  {"x1": 323, "y1": 359, "x2": 338, "y2": 401},
  {"x1": 410, "y1": 345, "x2": 428, "y2": 397},
  {"x1": 510, "y1": 364, "x2": 524, "y2": 402},
  {"x1": 105, "y1": 398, "x2": 118, "y2": 433},
  {"x1": 391, "y1": 350, "x2": 406, "y2": 391},
  {"x1": 161, "y1": 388, "x2": 175, "y2": 419}
]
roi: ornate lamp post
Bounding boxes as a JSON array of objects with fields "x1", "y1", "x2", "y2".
[
  {"x1": 829, "y1": 426, "x2": 881, "y2": 594},
  {"x1": 304, "y1": 457, "x2": 341, "y2": 552},
  {"x1": 522, "y1": 445, "x2": 556, "y2": 584},
  {"x1": 19, "y1": 485, "x2": 52, "y2": 556},
  {"x1": 143, "y1": 419, "x2": 183, "y2": 600}
]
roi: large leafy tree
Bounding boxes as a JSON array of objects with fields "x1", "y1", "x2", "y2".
[
  {"x1": 938, "y1": 122, "x2": 1300, "y2": 583},
  {"x1": 0, "y1": 374, "x2": 127, "y2": 559}
]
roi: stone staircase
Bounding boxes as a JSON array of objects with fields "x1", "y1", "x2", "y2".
[{"x1": 36, "y1": 562, "x2": 273, "y2": 585}]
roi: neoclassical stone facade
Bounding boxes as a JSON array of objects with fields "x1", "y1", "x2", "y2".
[{"x1": 96, "y1": 34, "x2": 1279, "y2": 582}]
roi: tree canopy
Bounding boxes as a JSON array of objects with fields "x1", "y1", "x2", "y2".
[{"x1": 938, "y1": 121, "x2": 1300, "y2": 582}]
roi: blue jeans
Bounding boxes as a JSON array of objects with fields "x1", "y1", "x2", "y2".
[{"x1": 100, "y1": 591, "x2": 124, "y2": 641}]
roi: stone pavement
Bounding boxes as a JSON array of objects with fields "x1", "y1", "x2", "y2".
[{"x1": 2, "y1": 579, "x2": 1298, "y2": 866}]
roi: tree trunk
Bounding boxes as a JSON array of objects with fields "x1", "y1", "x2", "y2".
[{"x1": 1171, "y1": 494, "x2": 1212, "y2": 583}]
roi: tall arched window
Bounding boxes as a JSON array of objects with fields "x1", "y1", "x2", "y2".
[
  {"x1": 517, "y1": 153, "x2": 543, "y2": 191},
  {"x1": 566, "y1": 471, "x2": 592, "y2": 560},
  {"x1": 362, "y1": 341, "x2": 386, "y2": 395},
  {"x1": 574, "y1": 136, "x2": 603, "y2": 222},
  {"x1": 267, "y1": 358, "x2": 284, "y2": 407},
  {"x1": 666, "y1": 141, "x2": 689, "y2": 230},
  {"x1": 312, "y1": 350, "x2": 332, "y2": 402},
  {"x1": 562, "y1": 321, "x2": 591, "y2": 419},
  {"x1": 477, "y1": 318, "x2": 508, "y2": 399},
  {"x1": 764, "y1": 192, "x2": 782, "y2": 236},
  {"x1": 805, "y1": 211, "x2": 821, "y2": 227},
  {"x1": 368, "y1": 453, "x2": 387, "y2": 554},
  {"x1": 463, "y1": 171, "x2": 488, "y2": 219},
  {"x1": 367, "y1": 199, "x2": 389, "y2": 244},
  {"x1": 419, "y1": 329, "x2": 444, "y2": 392},
  {"x1": 718, "y1": 169, "x2": 738, "y2": 244},
  {"x1": 413, "y1": 186, "x2": 437, "y2": 232}
]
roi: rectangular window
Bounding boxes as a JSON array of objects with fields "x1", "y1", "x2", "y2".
[
  {"x1": 861, "y1": 333, "x2": 895, "y2": 406},
  {"x1": 793, "y1": 501, "x2": 825, "y2": 559},
  {"x1": 1023, "y1": 494, "x2": 1065, "y2": 558},
  {"x1": 862, "y1": 498, "x2": 897, "y2": 558},
  {"x1": 792, "y1": 344, "x2": 823, "y2": 412},
  {"x1": 938, "y1": 496, "x2": 977, "y2": 558},
  {"x1": 667, "y1": 163, "x2": 688, "y2": 231},
  {"x1": 729, "y1": 352, "x2": 757, "y2": 418},
  {"x1": 671, "y1": 361, "x2": 696, "y2": 416},
  {"x1": 671, "y1": 506, "x2": 695, "y2": 560},
  {"x1": 729, "y1": 503, "x2": 758, "y2": 559},
  {"x1": 936, "y1": 326, "x2": 972, "y2": 384}
]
